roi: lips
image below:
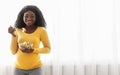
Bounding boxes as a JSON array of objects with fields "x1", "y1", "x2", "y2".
[{"x1": 26, "y1": 20, "x2": 33, "y2": 25}]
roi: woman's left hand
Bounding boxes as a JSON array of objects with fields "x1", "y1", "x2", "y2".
[{"x1": 20, "y1": 48, "x2": 34, "y2": 53}]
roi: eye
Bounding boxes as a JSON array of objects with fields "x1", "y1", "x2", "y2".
[
  {"x1": 30, "y1": 15, "x2": 35, "y2": 18},
  {"x1": 24, "y1": 15, "x2": 28, "y2": 18}
]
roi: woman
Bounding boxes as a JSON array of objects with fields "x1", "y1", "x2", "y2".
[{"x1": 8, "y1": 5, "x2": 51, "y2": 75}]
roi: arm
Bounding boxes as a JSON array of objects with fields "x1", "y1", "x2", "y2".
[
  {"x1": 33, "y1": 28, "x2": 51, "y2": 54},
  {"x1": 10, "y1": 34, "x2": 18, "y2": 55},
  {"x1": 8, "y1": 26, "x2": 18, "y2": 55}
]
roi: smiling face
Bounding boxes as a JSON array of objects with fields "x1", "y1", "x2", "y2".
[{"x1": 23, "y1": 10, "x2": 36, "y2": 27}]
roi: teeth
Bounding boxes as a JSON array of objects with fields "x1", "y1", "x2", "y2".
[{"x1": 27, "y1": 21, "x2": 32, "y2": 24}]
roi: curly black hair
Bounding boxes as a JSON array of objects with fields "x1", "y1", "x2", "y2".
[{"x1": 14, "y1": 5, "x2": 46, "y2": 28}]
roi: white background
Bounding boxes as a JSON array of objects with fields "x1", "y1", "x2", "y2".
[{"x1": 0, "y1": 0, "x2": 120, "y2": 65}]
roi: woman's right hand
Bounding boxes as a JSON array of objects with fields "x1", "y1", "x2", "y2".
[{"x1": 8, "y1": 26, "x2": 16, "y2": 37}]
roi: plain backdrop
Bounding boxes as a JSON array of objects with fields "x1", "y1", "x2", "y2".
[{"x1": 0, "y1": 0, "x2": 120, "y2": 66}]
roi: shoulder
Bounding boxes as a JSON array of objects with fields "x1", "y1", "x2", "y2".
[
  {"x1": 37, "y1": 26, "x2": 46, "y2": 30},
  {"x1": 37, "y1": 27, "x2": 47, "y2": 32},
  {"x1": 37, "y1": 27, "x2": 48, "y2": 35},
  {"x1": 15, "y1": 28, "x2": 22, "y2": 31},
  {"x1": 15, "y1": 28, "x2": 23, "y2": 35}
]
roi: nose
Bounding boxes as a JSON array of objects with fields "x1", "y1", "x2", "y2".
[
  {"x1": 27, "y1": 17, "x2": 32, "y2": 21},
  {"x1": 28, "y1": 16, "x2": 32, "y2": 19}
]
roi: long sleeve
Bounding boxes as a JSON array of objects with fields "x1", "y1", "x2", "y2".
[
  {"x1": 33, "y1": 28, "x2": 51, "y2": 54},
  {"x1": 13, "y1": 27, "x2": 51, "y2": 70},
  {"x1": 10, "y1": 32, "x2": 18, "y2": 55}
]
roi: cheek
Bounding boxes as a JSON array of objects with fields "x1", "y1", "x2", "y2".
[
  {"x1": 23, "y1": 17, "x2": 26, "y2": 22},
  {"x1": 33, "y1": 18, "x2": 36, "y2": 23}
]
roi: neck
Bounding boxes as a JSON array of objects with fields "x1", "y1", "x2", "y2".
[{"x1": 25, "y1": 25, "x2": 37, "y2": 30}]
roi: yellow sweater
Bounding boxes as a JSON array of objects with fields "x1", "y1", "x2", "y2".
[{"x1": 10, "y1": 27, "x2": 51, "y2": 70}]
